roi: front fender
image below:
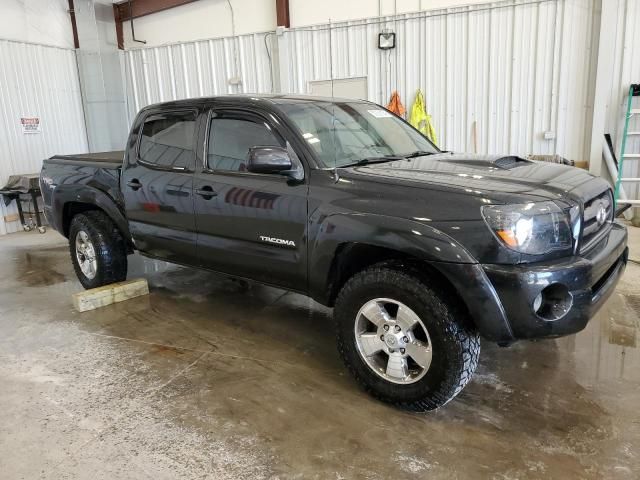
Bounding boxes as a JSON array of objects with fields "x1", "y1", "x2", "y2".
[
  {"x1": 52, "y1": 184, "x2": 132, "y2": 245},
  {"x1": 307, "y1": 211, "x2": 514, "y2": 343},
  {"x1": 308, "y1": 211, "x2": 475, "y2": 299}
]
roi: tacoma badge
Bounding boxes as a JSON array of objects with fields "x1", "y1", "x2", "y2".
[{"x1": 259, "y1": 235, "x2": 296, "y2": 247}]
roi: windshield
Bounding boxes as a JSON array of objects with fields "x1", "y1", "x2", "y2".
[{"x1": 277, "y1": 101, "x2": 439, "y2": 168}]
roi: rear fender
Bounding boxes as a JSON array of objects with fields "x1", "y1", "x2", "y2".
[{"x1": 53, "y1": 185, "x2": 132, "y2": 246}]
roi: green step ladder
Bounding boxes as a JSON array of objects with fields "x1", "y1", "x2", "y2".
[{"x1": 614, "y1": 83, "x2": 640, "y2": 210}]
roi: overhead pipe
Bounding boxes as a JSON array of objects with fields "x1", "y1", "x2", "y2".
[
  {"x1": 128, "y1": 0, "x2": 146, "y2": 44},
  {"x1": 68, "y1": 0, "x2": 80, "y2": 48}
]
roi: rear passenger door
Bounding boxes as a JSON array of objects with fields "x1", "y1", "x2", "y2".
[
  {"x1": 121, "y1": 109, "x2": 199, "y2": 265},
  {"x1": 193, "y1": 109, "x2": 308, "y2": 291}
]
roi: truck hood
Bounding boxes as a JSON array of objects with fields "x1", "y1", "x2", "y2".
[{"x1": 343, "y1": 153, "x2": 601, "y2": 203}]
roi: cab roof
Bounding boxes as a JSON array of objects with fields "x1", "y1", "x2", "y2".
[{"x1": 139, "y1": 94, "x2": 372, "y2": 112}]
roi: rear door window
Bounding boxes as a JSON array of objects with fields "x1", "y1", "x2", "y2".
[{"x1": 139, "y1": 111, "x2": 197, "y2": 170}]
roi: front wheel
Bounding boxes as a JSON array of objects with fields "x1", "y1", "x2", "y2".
[
  {"x1": 335, "y1": 264, "x2": 480, "y2": 411},
  {"x1": 69, "y1": 211, "x2": 128, "y2": 289}
]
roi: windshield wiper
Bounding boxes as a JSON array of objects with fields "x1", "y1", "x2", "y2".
[
  {"x1": 403, "y1": 150, "x2": 436, "y2": 159},
  {"x1": 340, "y1": 151, "x2": 436, "y2": 168},
  {"x1": 341, "y1": 155, "x2": 405, "y2": 167}
]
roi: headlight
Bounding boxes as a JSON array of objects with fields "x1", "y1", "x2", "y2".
[{"x1": 481, "y1": 201, "x2": 574, "y2": 255}]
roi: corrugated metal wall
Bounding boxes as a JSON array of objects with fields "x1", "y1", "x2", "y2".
[
  {"x1": 0, "y1": 40, "x2": 88, "y2": 235},
  {"x1": 282, "y1": 0, "x2": 599, "y2": 162},
  {"x1": 122, "y1": 0, "x2": 598, "y2": 163},
  {"x1": 605, "y1": 0, "x2": 640, "y2": 151},
  {"x1": 123, "y1": 32, "x2": 274, "y2": 122},
  {"x1": 0, "y1": 0, "x2": 632, "y2": 236},
  {"x1": 605, "y1": 0, "x2": 640, "y2": 203}
]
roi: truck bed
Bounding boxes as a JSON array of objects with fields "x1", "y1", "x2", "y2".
[
  {"x1": 49, "y1": 151, "x2": 124, "y2": 166},
  {"x1": 40, "y1": 151, "x2": 125, "y2": 232}
]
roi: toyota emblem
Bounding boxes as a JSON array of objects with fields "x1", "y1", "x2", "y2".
[{"x1": 596, "y1": 203, "x2": 607, "y2": 226}]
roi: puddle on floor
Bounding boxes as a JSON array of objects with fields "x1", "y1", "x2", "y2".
[{"x1": 16, "y1": 250, "x2": 67, "y2": 287}]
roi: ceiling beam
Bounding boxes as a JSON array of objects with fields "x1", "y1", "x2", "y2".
[
  {"x1": 113, "y1": 0, "x2": 200, "y2": 22},
  {"x1": 276, "y1": 0, "x2": 290, "y2": 28},
  {"x1": 113, "y1": 0, "x2": 201, "y2": 49}
]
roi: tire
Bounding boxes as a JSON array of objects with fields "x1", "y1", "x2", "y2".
[
  {"x1": 68, "y1": 211, "x2": 128, "y2": 289},
  {"x1": 335, "y1": 263, "x2": 480, "y2": 411}
]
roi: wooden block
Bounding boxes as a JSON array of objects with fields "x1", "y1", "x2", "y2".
[
  {"x1": 72, "y1": 278, "x2": 149, "y2": 313},
  {"x1": 574, "y1": 160, "x2": 589, "y2": 170},
  {"x1": 3, "y1": 214, "x2": 19, "y2": 223}
]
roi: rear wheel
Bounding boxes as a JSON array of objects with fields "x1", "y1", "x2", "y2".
[
  {"x1": 68, "y1": 211, "x2": 128, "y2": 289},
  {"x1": 335, "y1": 264, "x2": 480, "y2": 411}
]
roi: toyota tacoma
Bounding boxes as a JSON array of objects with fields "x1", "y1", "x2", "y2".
[{"x1": 40, "y1": 95, "x2": 628, "y2": 410}]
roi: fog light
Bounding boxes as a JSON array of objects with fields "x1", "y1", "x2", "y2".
[{"x1": 534, "y1": 283, "x2": 573, "y2": 321}]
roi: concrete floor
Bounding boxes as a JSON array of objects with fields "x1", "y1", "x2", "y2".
[{"x1": 0, "y1": 229, "x2": 639, "y2": 479}]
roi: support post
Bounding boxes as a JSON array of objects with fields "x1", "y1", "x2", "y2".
[
  {"x1": 114, "y1": 4, "x2": 124, "y2": 50},
  {"x1": 276, "y1": 0, "x2": 290, "y2": 28}
]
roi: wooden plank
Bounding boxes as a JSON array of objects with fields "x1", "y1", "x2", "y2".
[
  {"x1": 72, "y1": 278, "x2": 149, "y2": 313},
  {"x1": 3, "y1": 214, "x2": 19, "y2": 223}
]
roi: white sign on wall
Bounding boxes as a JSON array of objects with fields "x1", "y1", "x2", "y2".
[{"x1": 20, "y1": 117, "x2": 41, "y2": 134}]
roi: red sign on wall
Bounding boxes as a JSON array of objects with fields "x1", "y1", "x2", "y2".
[{"x1": 20, "y1": 117, "x2": 41, "y2": 134}]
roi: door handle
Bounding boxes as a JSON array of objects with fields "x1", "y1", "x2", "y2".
[
  {"x1": 127, "y1": 179, "x2": 142, "y2": 191},
  {"x1": 196, "y1": 186, "x2": 217, "y2": 199}
]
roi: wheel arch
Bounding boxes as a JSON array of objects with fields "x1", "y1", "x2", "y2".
[
  {"x1": 322, "y1": 242, "x2": 464, "y2": 309},
  {"x1": 308, "y1": 213, "x2": 513, "y2": 343},
  {"x1": 54, "y1": 186, "x2": 134, "y2": 252},
  {"x1": 308, "y1": 212, "x2": 475, "y2": 304}
]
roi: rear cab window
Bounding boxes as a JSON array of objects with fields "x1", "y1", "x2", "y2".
[{"x1": 138, "y1": 110, "x2": 197, "y2": 170}]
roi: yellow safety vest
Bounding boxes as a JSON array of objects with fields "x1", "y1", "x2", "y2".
[{"x1": 409, "y1": 90, "x2": 438, "y2": 146}]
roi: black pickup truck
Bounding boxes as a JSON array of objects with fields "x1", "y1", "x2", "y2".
[{"x1": 40, "y1": 95, "x2": 628, "y2": 410}]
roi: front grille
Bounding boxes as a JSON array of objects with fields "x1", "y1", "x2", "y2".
[{"x1": 580, "y1": 190, "x2": 613, "y2": 252}]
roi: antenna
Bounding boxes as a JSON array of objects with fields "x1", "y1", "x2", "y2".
[{"x1": 329, "y1": 19, "x2": 339, "y2": 182}]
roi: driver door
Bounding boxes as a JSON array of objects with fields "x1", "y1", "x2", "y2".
[{"x1": 193, "y1": 109, "x2": 308, "y2": 291}]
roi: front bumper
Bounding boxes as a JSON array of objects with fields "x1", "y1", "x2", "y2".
[{"x1": 482, "y1": 223, "x2": 628, "y2": 340}]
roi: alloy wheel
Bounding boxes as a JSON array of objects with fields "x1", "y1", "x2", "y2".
[
  {"x1": 354, "y1": 298, "x2": 433, "y2": 384},
  {"x1": 75, "y1": 230, "x2": 97, "y2": 280}
]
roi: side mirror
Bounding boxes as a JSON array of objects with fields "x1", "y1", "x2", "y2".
[{"x1": 247, "y1": 146, "x2": 292, "y2": 174}]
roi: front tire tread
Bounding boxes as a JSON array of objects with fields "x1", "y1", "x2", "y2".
[{"x1": 334, "y1": 263, "x2": 480, "y2": 411}]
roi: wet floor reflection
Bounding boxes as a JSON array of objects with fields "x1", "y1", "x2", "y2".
[{"x1": 1, "y1": 233, "x2": 639, "y2": 479}]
